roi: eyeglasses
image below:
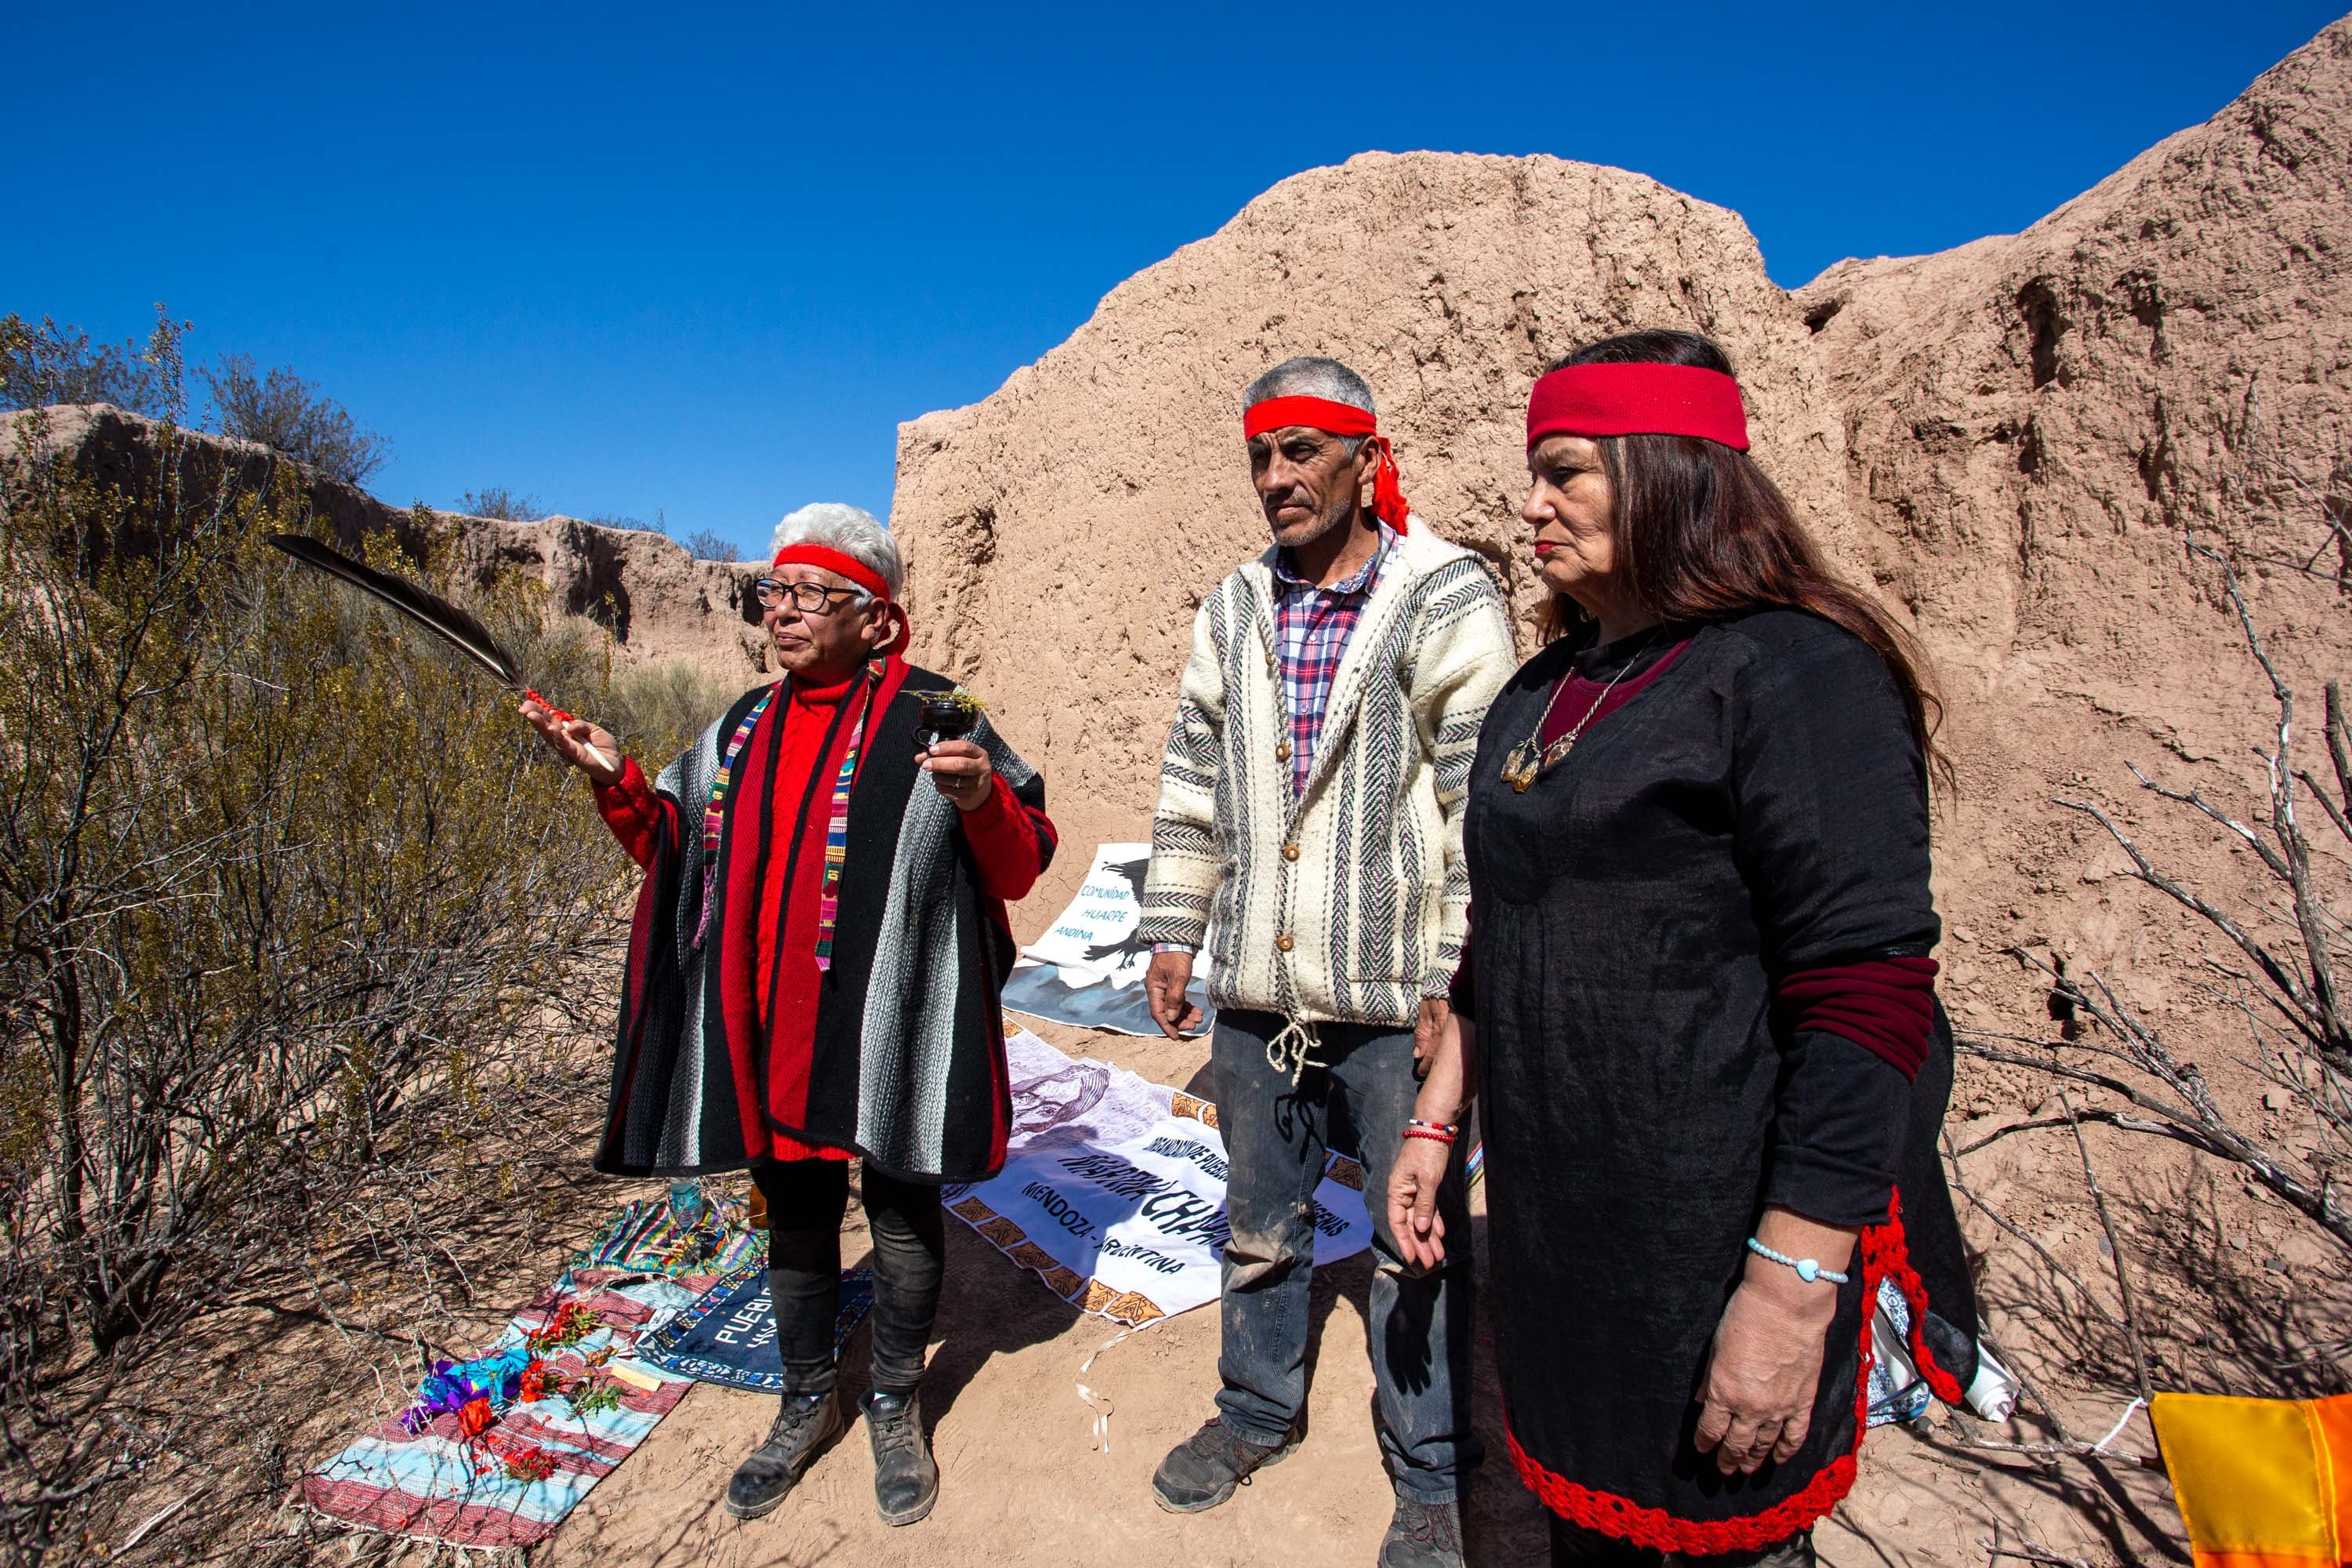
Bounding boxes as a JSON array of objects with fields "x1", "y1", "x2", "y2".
[{"x1": 753, "y1": 579, "x2": 866, "y2": 614}]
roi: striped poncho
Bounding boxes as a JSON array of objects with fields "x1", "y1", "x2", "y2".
[{"x1": 593, "y1": 654, "x2": 1055, "y2": 1183}]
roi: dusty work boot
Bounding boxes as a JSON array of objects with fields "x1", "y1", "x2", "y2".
[
  {"x1": 722, "y1": 1389, "x2": 841, "y2": 1519},
  {"x1": 1380, "y1": 1496, "x2": 1467, "y2": 1567},
  {"x1": 1150, "y1": 1416, "x2": 1299, "y2": 1513},
  {"x1": 866, "y1": 1388, "x2": 939, "y2": 1526}
]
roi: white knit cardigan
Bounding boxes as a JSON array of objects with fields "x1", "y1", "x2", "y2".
[{"x1": 1138, "y1": 519, "x2": 1515, "y2": 1029}]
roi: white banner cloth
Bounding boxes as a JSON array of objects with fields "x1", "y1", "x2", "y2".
[
  {"x1": 1002, "y1": 843, "x2": 1212, "y2": 1036},
  {"x1": 945, "y1": 1028, "x2": 1370, "y2": 1323}
]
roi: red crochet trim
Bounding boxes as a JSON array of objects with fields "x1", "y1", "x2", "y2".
[
  {"x1": 1508, "y1": 1196, "x2": 1929, "y2": 1554},
  {"x1": 1861, "y1": 1190, "x2": 1969, "y2": 1407},
  {"x1": 1507, "y1": 1428, "x2": 1857, "y2": 1555}
]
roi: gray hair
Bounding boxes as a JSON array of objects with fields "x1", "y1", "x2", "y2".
[
  {"x1": 770, "y1": 502, "x2": 903, "y2": 600},
  {"x1": 1243, "y1": 356, "x2": 1375, "y2": 453}
]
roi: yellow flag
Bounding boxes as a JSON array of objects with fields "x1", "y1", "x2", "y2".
[{"x1": 2152, "y1": 1392, "x2": 2352, "y2": 1566}]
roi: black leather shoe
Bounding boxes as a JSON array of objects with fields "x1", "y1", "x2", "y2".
[
  {"x1": 866, "y1": 1388, "x2": 938, "y2": 1526},
  {"x1": 1150, "y1": 1416, "x2": 1298, "y2": 1513},
  {"x1": 1380, "y1": 1497, "x2": 1466, "y2": 1567},
  {"x1": 722, "y1": 1390, "x2": 841, "y2": 1519}
]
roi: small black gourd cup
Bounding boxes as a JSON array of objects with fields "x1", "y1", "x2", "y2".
[{"x1": 916, "y1": 695, "x2": 979, "y2": 754}]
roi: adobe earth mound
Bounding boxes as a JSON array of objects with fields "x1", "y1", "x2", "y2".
[{"x1": 893, "y1": 21, "x2": 2352, "y2": 1009}]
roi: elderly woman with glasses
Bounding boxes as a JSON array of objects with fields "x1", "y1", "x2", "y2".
[{"x1": 522, "y1": 503, "x2": 1057, "y2": 1530}]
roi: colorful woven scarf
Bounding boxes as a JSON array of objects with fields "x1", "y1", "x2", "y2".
[
  {"x1": 814, "y1": 669, "x2": 882, "y2": 972},
  {"x1": 691, "y1": 685, "x2": 779, "y2": 949}
]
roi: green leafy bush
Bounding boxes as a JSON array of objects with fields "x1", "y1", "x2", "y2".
[
  {"x1": 604, "y1": 655, "x2": 755, "y2": 764},
  {"x1": 0, "y1": 318, "x2": 630, "y2": 1560}
]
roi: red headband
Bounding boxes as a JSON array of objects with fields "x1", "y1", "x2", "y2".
[
  {"x1": 768, "y1": 543, "x2": 909, "y2": 655},
  {"x1": 1526, "y1": 363, "x2": 1749, "y2": 452},
  {"x1": 1243, "y1": 394, "x2": 1412, "y2": 534}
]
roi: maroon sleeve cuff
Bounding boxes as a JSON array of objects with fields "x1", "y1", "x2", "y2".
[
  {"x1": 1776, "y1": 956, "x2": 1938, "y2": 1079},
  {"x1": 592, "y1": 756, "x2": 662, "y2": 870}
]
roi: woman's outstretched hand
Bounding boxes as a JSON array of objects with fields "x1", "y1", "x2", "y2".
[
  {"x1": 1692, "y1": 1207, "x2": 1856, "y2": 1474},
  {"x1": 520, "y1": 696, "x2": 623, "y2": 787}
]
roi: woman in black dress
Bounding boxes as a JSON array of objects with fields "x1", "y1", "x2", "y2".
[{"x1": 1386, "y1": 330, "x2": 1987, "y2": 1566}]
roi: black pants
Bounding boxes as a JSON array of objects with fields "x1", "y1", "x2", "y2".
[
  {"x1": 752, "y1": 1158, "x2": 944, "y2": 1399},
  {"x1": 1550, "y1": 1519, "x2": 1814, "y2": 1568}
]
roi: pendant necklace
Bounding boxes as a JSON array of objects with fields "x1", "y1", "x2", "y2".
[{"x1": 1501, "y1": 632, "x2": 1658, "y2": 793}]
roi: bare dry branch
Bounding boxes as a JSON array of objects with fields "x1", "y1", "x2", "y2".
[{"x1": 2057, "y1": 1092, "x2": 2156, "y2": 1407}]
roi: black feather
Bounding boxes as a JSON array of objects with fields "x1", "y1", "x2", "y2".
[{"x1": 265, "y1": 534, "x2": 521, "y2": 690}]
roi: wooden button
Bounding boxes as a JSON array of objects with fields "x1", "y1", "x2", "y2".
[
  {"x1": 1282, "y1": 844, "x2": 1300, "y2": 862},
  {"x1": 1276, "y1": 742, "x2": 1292, "y2": 762},
  {"x1": 1275, "y1": 933, "x2": 1294, "y2": 953}
]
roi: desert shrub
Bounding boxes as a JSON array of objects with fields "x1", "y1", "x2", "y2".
[
  {"x1": 585, "y1": 510, "x2": 665, "y2": 535},
  {"x1": 684, "y1": 527, "x2": 742, "y2": 562},
  {"x1": 0, "y1": 313, "x2": 171, "y2": 417},
  {"x1": 454, "y1": 485, "x2": 546, "y2": 521},
  {"x1": 603, "y1": 657, "x2": 753, "y2": 764},
  {"x1": 201, "y1": 353, "x2": 388, "y2": 487},
  {"x1": 0, "y1": 322, "x2": 628, "y2": 1561}
]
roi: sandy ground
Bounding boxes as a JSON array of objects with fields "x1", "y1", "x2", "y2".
[{"x1": 532, "y1": 1015, "x2": 2190, "y2": 1568}]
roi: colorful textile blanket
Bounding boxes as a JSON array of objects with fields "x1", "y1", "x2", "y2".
[
  {"x1": 638, "y1": 1263, "x2": 876, "y2": 1392},
  {"x1": 574, "y1": 1192, "x2": 764, "y2": 1277},
  {"x1": 944, "y1": 1027, "x2": 1370, "y2": 1324},
  {"x1": 301, "y1": 1269, "x2": 702, "y2": 1550}
]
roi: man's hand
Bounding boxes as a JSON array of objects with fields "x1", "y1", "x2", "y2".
[
  {"x1": 1145, "y1": 949, "x2": 1204, "y2": 1040},
  {"x1": 920, "y1": 739, "x2": 995, "y2": 812},
  {"x1": 520, "y1": 696, "x2": 623, "y2": 786},
  {"x1": 1411, "y1": 995, "x2": 1453, "y2": 1080},
  {"x1": 1692, "y1": 1209, "x2": 1853, "y2": 1474},
  {"x1": 1386, "y1": 1134, "x2": 1451, "y2": 1273}
]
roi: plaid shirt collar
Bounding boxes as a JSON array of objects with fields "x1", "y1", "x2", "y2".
[
  {"x1": 1271, "y1": 524, "x2": 1392, "y2": 597},
  {"x1": 1267, "y1": 524, "x2": 1396, "y2": 795}
]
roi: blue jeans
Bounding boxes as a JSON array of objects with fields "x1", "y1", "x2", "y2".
[{"x1": 1210, "y1": 1008, "x2": 1482, "y2": 1503}]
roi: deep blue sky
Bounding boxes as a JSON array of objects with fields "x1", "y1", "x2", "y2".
[{"x1": 8, "y1": 2, "x2": 2342, "y2": 554}]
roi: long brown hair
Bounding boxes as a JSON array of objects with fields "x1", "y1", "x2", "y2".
[{"x1": 1537, "y1": 329, "x2": 1951, "y2": 789}]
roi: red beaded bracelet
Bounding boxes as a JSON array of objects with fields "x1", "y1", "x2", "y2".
[{"x1": 1403, "y1": 1126, "x2": 1456, "y2": 1145}]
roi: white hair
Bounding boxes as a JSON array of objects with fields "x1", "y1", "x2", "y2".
[{"x1": 770, "y1": 502, "x2": 903, "y2": 600}]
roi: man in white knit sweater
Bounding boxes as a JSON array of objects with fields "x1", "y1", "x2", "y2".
[{"x1": 1139, "y1": 358, "x2": 1514, "y2": 1568}]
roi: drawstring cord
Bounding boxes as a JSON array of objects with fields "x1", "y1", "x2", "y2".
[
  {"x1": 1265, "y1": 1018, "x2": 1322, "y2": 1085},
  {"x1": 1075, "y1": 1318, "x2": 1163, "y2": 1454}
]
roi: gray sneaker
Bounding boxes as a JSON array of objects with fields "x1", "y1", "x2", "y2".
[
  {"x1": 1380, "y1": 1497, "x2": 1466, "y2": 1568},
  {"x1": 1150, "y1": 1417, "x2": 1299, "y2": 1513},
  {"x1": 866, "y1": 1388, "x2": 938, "y2": 1526},
  {"x1": 722, "y1": 1390, "x2": 842, "y2": 1519}
]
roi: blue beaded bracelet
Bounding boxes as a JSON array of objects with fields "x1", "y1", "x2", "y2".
[{"x1": 1745, "y1": 1237, "x2": 1849, "y2": 1285}]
